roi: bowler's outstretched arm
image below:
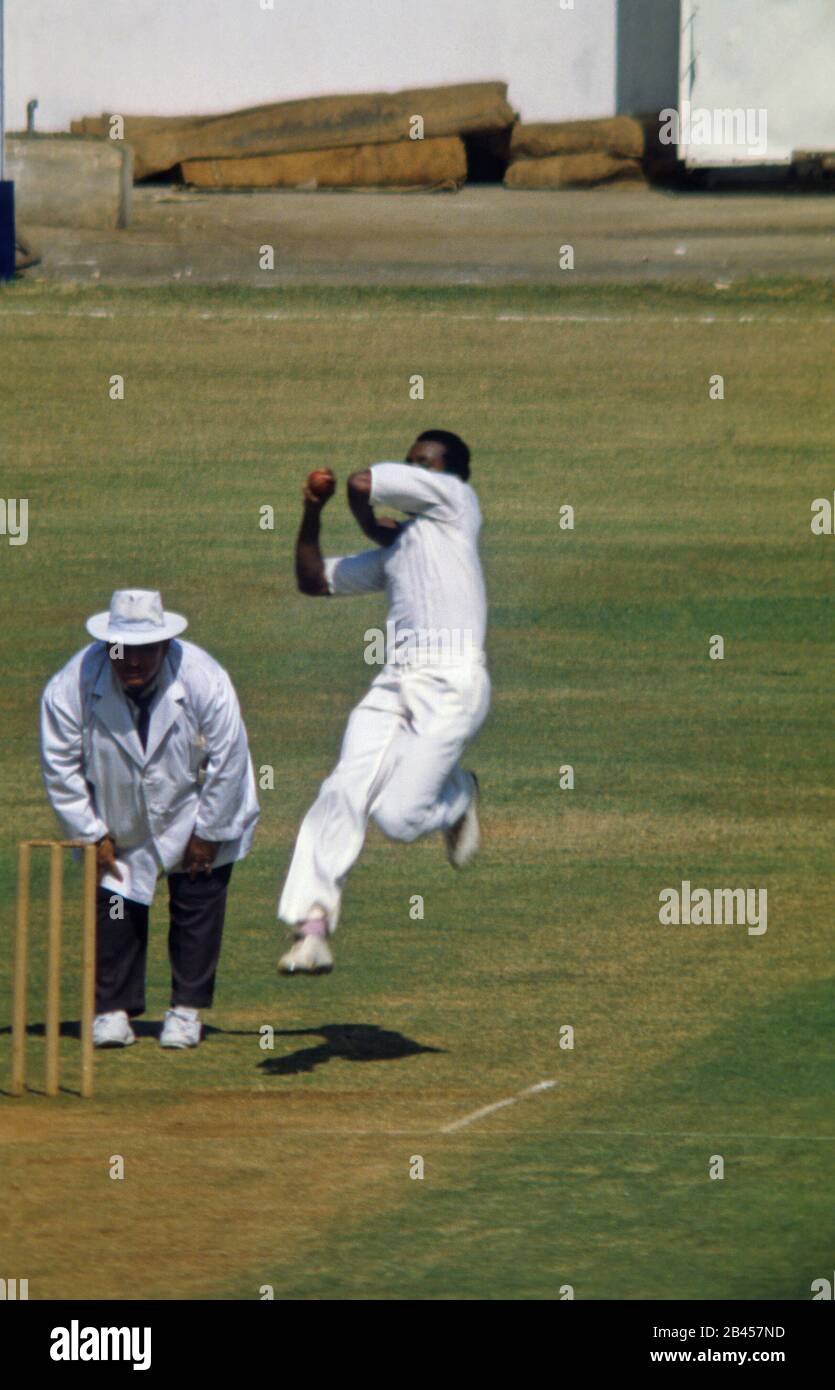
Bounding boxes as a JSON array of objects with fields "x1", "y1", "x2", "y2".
[{"x1": 295, "y1": 484, "x2": 332, "y2": 596}]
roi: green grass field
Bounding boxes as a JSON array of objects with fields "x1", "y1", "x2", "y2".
[{"x1": 0, "y1": 280, "x2": 832, "y2": 1300}]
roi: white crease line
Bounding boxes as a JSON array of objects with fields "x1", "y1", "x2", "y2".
[
  {"x1": 497, "y1": 312, "x2": 719, "y2": 323},
  {"x1": 0, "y1": 308, "x2": 831, "y2": 326},
  {"x1": 440, "y1": 1079, "x2": 557, "y2": 1134},
  {"x1": 110, "y1": 1126, "x2": 834, "y2": 1141},
  {"x1": 496, "y1": 313, "x2": 834, "y2": 325},
  {"x1": 547, "y1": 1129, "x2": 835, "y2": 1142}
]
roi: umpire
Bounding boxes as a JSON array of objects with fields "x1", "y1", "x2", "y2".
[{"x1": 40, "y1": 589, "x2": 259, "y2": 1050}]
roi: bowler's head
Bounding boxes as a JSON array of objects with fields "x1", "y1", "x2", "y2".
[{"x1": 407, "y1": 430, "x2": 471, "y2": 482}]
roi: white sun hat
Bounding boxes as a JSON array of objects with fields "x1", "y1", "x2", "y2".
[{"x1": 86, "y1": 589, "x2": 188, "y2": 646}]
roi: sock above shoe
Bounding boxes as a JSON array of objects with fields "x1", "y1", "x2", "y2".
[{"x1": 298, "y1": 916, "x2": 329, "y2": 939}]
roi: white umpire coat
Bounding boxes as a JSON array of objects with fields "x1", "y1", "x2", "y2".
[{"x1": 40, "y1": 639, "x2": 259, "y2": 905}]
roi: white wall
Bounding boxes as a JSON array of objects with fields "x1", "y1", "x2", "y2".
[
  {"x1": 680, "y1": 0, "x2": 835, "y2": 165},
  {"x1": 6, "y1": 0, "x2": 617, "y2": 133}
]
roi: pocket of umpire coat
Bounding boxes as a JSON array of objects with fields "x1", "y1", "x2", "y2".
[
  {"x1": 81, "y1": 726, "x2": 94, "y2": 773},
  {"x1": 189, "y1": 733, "x2": 209, "y2": 785},
  {"x1": 81, "y1": 726, "x2": 99, "y2": 802}
]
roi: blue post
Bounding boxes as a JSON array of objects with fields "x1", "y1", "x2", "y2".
[{"x1": 0, "y1": 180, "x2": 14, "y2": 280}]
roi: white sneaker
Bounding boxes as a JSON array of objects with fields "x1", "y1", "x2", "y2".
[
  {"x1": 159, "y1": 1007, "x2": 202, "y2": 1049},
  {"x1": 92, "y1": 1010, "x2": 136, "y2": 1048},
  {"x1": 278, "y1": 933, "x2": 334, "y2": 976},
  {"x1": 445, "y1": 772, "x2": 480, "y2": 869}
]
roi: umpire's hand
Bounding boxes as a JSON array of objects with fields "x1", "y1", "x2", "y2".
[
  {"x1": 95, "y1": 833, "x2": 123, "y2": 886},
  {"x1": 183, "y1": 832, "x2": 220, "y2": 880}
]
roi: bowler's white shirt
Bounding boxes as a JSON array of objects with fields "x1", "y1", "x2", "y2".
[
  {"x1": 40, "y1": 639, "x2": 259, "y2": 905},
  {"x1": 323, "y1": 463, "x2": 487, "y2": 656}
]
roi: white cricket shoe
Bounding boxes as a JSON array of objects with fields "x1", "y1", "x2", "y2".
[
  {"x1": 159, "y1": 1007, "x2": 202, "y2": 1049},
  {"x1": 278, "y1": 933, "x2": 334, "y2": 976},
  {"x1": 445, "y1": 772, "x2": 481, "y2": 869},
  {"x1": 92, "y1": 1010, "x2": 137, "y2": 1048}
]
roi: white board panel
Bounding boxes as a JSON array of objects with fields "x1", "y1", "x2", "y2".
[{"x1": 678, "y1": 0, "x2": 835, "y2": 166}]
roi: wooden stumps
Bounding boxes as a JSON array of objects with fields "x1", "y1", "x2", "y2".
[
  {"x1": 80, "y1": 845, "x2": 97, "y2": 1100},
  {"x1": 10, "y1": 841, "x2": 31, "y2": 1097},
  {"x1": 10, "y1": 839, "x2": 98, "y2": 1099},
  {"x1": 44, "y1": 842, "x2": 64, "y2": 1097}
]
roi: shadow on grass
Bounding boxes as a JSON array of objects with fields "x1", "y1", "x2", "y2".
[
  {"x1": 0, "y1": 1020, "x2": 443, "y2": 1087},
  {"x1": 260, "y1": 1024, "x2": 444, "y2": 1076}
]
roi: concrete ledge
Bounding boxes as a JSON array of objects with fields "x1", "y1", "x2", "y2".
[{"x1": 3, "y1": 136, "x2": 132, "y2": 229}]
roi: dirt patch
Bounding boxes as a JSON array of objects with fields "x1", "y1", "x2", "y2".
[
  {"x1": 12, "y1": 186, "x2": 835, "y2": 289},
  {"x1": 0, "y1": 1087, "x2": 442, "y2": 1299}
]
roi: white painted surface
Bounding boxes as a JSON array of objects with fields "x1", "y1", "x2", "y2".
[
  {"x1": 680, "y1": 0, "x2": 835, "y2": 165},
  {"x1": 6, "y1": 0, "x2": 617, "y2": 133},
  {"x1": 0, "y1": 0, "x2": 6, "y2": 178}
]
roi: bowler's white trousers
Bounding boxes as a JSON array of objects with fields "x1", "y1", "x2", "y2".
[{"x1": 278, "y1": 658, "x2": 490, "y2": 929}]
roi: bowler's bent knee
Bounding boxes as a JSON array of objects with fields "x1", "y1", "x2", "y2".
[{"x1": 372, "y1": 802, "x2": 427, "y2": 844}]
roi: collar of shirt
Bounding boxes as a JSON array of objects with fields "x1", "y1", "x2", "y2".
[{"x1": 124, "y1": 678, "x2": 159, "y2": 716}]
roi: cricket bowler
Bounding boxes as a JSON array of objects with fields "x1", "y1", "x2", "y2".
[{"x1": 278, "y1": 429, "x2": 490, "y2": 974}]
